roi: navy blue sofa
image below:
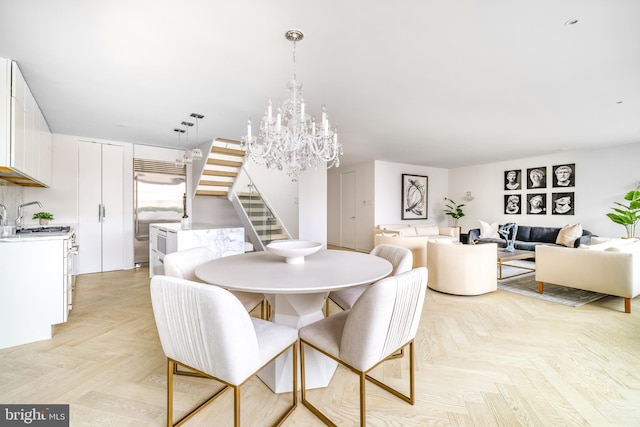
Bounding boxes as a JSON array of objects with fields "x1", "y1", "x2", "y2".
[{"x1": 466, "y1": 225, "x2": 593, "y2": 250}]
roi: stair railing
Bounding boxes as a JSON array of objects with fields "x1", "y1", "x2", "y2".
[{"x1": 229, "y1": 167, "x2": 290, "y2": 251}]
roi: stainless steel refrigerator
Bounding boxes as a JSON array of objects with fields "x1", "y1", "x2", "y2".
[{"x1": 133, "y1": 159, "x2": 186, "y2": 266}]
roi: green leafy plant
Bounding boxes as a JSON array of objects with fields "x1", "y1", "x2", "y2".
[
  {"x1": 606, "y1": 190, "x2": 640, "y2": 238},
  {"x1": 32, "y1": 211, "x2": 54, "y2": 220},
  {"x1": 443, "y1": 198, "x2": 465, "y2": 227}
]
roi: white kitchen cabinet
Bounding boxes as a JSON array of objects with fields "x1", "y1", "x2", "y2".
[
  {"x1": 149, "y1": 223, "x2": 245, "y2": 278},
  {"x1": 78, "y1": 141, "x2": 124, "y2": 274},
  {"x1": 0, "y1": 233, "x2": 74, "y2": 349},
  {"x1": 0, "y1": 57, "x2": 52, "y2": 186}
]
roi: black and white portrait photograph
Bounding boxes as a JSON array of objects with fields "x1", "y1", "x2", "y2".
[
  {"x1": 504, "y1": 169, "x2": 522, "y2": 191},
  {"x1": 401, "y1": 174, "x2": 428, "y2": 220},
  {"x1": 527, "y1": 167, "x2": 547, "y2": 189},
  {"x1": 552, "y1": 164, "x2": 575, "y2": 188},
  {"x1": 552, "y1": 192, "x2": 575, "y2": 215},
  {"x1": 504, "y1": 194, "x2": 521, "y2": 214},
  {"x1": 527, "y1": 193, "x2": 546, "y2": 215}
]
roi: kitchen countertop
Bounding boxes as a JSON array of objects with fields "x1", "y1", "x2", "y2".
[
  {"x1": 150, "y1": 222, "x2": 242, "y2": 231},
  {"x1": 0, "y1": 224, "x2": 77, "y2": 242}
]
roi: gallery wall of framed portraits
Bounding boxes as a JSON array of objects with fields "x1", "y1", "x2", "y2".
[{"x1": 503, "y1": 163, "x2": 575, "y2": 215}]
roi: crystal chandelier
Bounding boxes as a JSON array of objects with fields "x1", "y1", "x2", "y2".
[{"x1": 242, "y1": 30, "x2": 342, "y2": 182}]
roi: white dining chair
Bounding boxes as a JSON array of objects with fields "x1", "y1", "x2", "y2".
[
  {"x1": 150, "y1": 275, "x2": 298, "y2": 427},
  {"x1": 326, "y1": 244, "x2": 413, "y2": 316},
  {"x1": 300, "y1": 267, "x2": 428, "y2": 426},
  {"x1": 163, "y1": 246, "x2": 267, "y2": 318}
]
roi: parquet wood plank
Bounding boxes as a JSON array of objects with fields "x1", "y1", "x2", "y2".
[{"x1": 0, "y1": 265, "x2": 639, "y2": 426}]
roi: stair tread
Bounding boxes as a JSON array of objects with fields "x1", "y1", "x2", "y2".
[
  {"x1": 211, "y1": 146, "x2": 246, "y2": 157},
  {"x1": 199, "y1": 180, "x2": 233, "y2": 187},
  {"x1": 196, "y1": 190, "x2": 228, "y2": 196},
  {"x1": 207, "y1": 158, "x2": 243, "y2": 167}
]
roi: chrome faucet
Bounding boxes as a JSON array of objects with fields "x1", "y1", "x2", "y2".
[
  {"x1": 16, "y1": 201, "x2": 43, "y2": 230},
  {"x1": 0, "y1": 204, "x2": 6, "y2": 226}
]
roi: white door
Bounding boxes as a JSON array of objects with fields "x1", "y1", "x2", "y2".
[
  {"x1": 341, "y1": 171, "x2": 357, "y2": 249},
  {"x1": 101, "y1": 144, "x2": 124, "y2": 272},
  {"x1": 78, "y1": 142, "x2": 124, "y2": 274},
  {"x1": 78, "y1": 142, "x2": 102, "y2": 274}
]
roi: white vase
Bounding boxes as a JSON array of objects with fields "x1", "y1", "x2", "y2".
[{"x1": 39, "y1": 219, "x2": 49, "y2": 225}]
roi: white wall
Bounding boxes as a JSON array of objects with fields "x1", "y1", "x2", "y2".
[
  {"x1": 448, "y1": 142, "x2": 640, "y2": 237},
  {"x1": 374, "y1": 161, "x2": 451, "y2": 225}
]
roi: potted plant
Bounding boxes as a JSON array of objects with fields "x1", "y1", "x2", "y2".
[
  {"x1": 443, "y1": 198, "x2": 465, "y2": 228},
  {"x1": 606, "y1": 189, "x2": 640, "y2": 238},
  {"x1": 32, "y1": 211, "x2": 54, "y2": 226}
]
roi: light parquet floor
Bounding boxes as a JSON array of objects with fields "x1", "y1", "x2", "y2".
[{"x1": 1, "y1": 264, "x2": 640, "y2": 426}]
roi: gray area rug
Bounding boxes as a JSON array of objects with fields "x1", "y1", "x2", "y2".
[{"x1": 497, "y1": 261, "x2": 608, "y2": 307}]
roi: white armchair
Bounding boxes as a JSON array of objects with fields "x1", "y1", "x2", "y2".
[
  {"x1": 150, "y1": 275, "x2": 298, "y2": 426},
  {"x1": 427, "y1": 241, "x2": 497, "y2": 295},
  {"x1": 163, "y1": 246, "x2": 266, "y2": 318},
  {"x1": 326, "y1": 244, "x2": 413, "y2": 315},
  {"x1": 299, "y1": 267, "x2": 428, "y2": 426}
]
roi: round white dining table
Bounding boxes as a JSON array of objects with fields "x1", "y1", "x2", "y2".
[{"x1": 195, "y1": 249, "x2": 392, "y2": 393}]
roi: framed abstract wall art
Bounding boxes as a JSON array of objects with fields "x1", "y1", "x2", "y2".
[{"x1": 402, "y1": 174, "x2": 428, "y2": 220}]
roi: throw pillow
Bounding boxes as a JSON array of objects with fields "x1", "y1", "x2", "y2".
[
  {"x1": 479, "y1": 220, "x2": 499, "y2": 238},
  {"x1": 398, "y1": 227, "x2": 418, "y2": 237},
  {"x1": 439, "y1": 228, "x2": 457, "y2": 237},
  {"x1": 415, "y1": 225, "x2": 439, "y2": 236},
  {"x1": 556, "y1": 223, "x2": 583, "y2": 247}
]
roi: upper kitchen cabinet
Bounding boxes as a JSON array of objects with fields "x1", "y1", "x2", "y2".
[{"x1": 0, "y1": 57, "x2": 52, "y2": 187}]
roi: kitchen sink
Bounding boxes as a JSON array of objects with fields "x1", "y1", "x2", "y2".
[{"x1": 16, "y1": 226, "x2": 71, "y2": 234}]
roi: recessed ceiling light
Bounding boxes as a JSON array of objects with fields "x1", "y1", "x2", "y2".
[
  {"x1": 564, "y1": 18, "x2": 581, "y2": 26},
  {"x1": 616, "y1": 101, "x2": 623, "y2": 104}
]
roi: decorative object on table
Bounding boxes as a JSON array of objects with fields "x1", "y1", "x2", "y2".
[
  {"x1": 32, "y1": 211, "x2": 54, "y2": 225},
  {"x1": 266, "y1": 240, "x2": 322, "y2": 264},
  {"x1": 552, "y1": 163, "x2": 575, "y2": 188},
  {"x1": 504, "y1": 194, "x2": 521, "y2": 214},
  {"x1": 552, "y1": 192, "x2": 574, "y2": 215},
  {"x1": 242, "y1": 30, "x2": 342, "y2": 182},
  {"x1": 527, "y1": 193, "x2": 546, "y2": 215},
  {"x1": 443, "y1": 197, "x2": 465, "y2": 227},
  {"x1": 180, "y1": 192, "x2": 190, "y2": 230},
  {"x1": 498, "y1": 222, "x2": 518, "y2": 252},
  {"x1": 504, "y1": 169, "x2": 522, "y2": 190},
  {"x1": 526, "y1": 166, "x2": 547, "y2": 189},
  {"x1": 606, "y1": 189, "x2": 640, "y2": 238},
  {"x1": 401, "y1": 174, "x2": 428, "y2": 220}
]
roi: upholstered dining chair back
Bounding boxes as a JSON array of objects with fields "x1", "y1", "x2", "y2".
[
  {"x1": 427, "y1": 241, "x2": 497, "y2": 295},
  {"x1": 370, "y1": 244, "x2": 414, "y2": 276},
  {"x1": 151, "y1": 275, "x2": 260, "y2": 384},
  {"x1": 326, "y1": 244, "x2": 413, "y2": 314},
  {"x1": 300, "y1": 267, "x2": 428, "y2": 426},
  {"x1": 163, "y1": 246, "x2": 266, "y2": 317},
  {"x1": 150, "y1": 275, "x2": 298, "y2": 426},
  {"x1": 340, "y1": 266, "x2": 427, "y2": 371},
  {"x1": 162, "y1": 246, "x2": 216, "y2": 281}
]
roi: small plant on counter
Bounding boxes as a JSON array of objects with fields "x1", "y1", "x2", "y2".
[
  {"x1": 32, "y1": 211, "x2": 54, "y2": 225},
  {"x1": 32, "y1": 211, "x2": 54, "y2": 220}
]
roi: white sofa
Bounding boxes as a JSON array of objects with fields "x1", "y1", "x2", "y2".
[
  {"x1": 373, "y1": 223, "x2": 460, "y2": 242},
  {"x1": 535, "y1": 239, "x2": 640, "y2": 313}
]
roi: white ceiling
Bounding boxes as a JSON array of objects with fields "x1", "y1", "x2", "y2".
[{"x1": 1, "y1": 0, "x2": 639, "y2": 169}]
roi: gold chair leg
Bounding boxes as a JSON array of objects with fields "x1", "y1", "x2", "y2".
[
  {"x1": 233, "y1": 385, "x2": 240, "y2": 427},
  {"x1": 325, "y1": 298, "x2": 330, "y2": 317},
  {"x1": 359, "y1": 372, "x2": 366, "y2": 427},
  {"x1": 167, "y1": 358, "x2": 174, "y2": 427}
]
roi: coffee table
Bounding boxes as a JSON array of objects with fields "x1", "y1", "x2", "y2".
[{"x1": 497, "y1": 248, "x2": 535, "y2": 279}]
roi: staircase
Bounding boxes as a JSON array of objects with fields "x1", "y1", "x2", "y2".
[
  {"x1": 194, "y1": 138, "x2": 290, "y2": 250},
  {"x1": 195, "y1": 138, "x2": 245, "y2": 197}
]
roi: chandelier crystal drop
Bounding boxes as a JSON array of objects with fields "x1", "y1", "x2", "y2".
[{"x1": 242, "y1": 30, "x2": 343, "y2": 182}]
